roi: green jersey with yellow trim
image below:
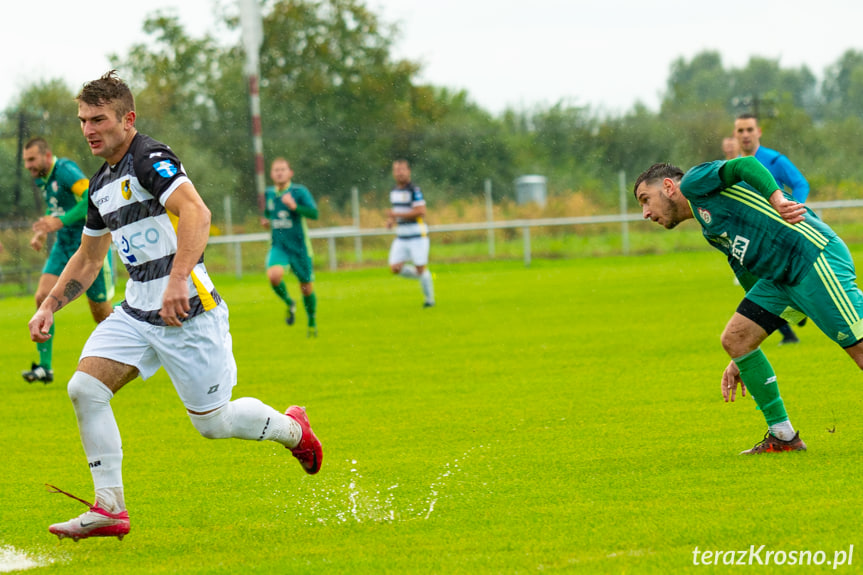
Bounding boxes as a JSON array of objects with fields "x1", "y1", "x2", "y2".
[
  {"x1": 264, "y1": 183, "x2": 318, "y2": 255},
  {"x1": 680, "y1": 157, "x2": 837, "y2": 286},
  {"x1": 34, "y1": 157, "x2": 89, "y2": 247}
]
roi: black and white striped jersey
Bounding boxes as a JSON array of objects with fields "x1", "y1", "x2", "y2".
[
  {"x1": 389, "y1": 182, "x2": 427, "y2": 239},
  {"x1": 84, "y1": 133, "x2": 221, "y2": 326}
]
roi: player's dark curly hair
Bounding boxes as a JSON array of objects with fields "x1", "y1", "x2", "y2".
[
  {"x1": 76, "y1": 70, "x2": 135, "y2": 120},
  {"x1": 632, "y1": 163, "x2": 684, "y2": 198}
]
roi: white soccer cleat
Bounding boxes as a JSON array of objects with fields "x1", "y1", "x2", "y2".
[
  {"x1": 45, "y1": 484, "x2": 130, "y2": 541},
  {"x1": 49, "y1": 507, "x2": 130, "y2": 542}
]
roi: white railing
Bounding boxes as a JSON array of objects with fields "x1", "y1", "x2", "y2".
[{"x1": 207, "y1": 199, "x2": 863, "y2": 275}]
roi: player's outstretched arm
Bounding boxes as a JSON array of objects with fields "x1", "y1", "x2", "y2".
[
  {"x1": 28, "y1": 233, "x2": 112, "y2": 342},
  {"x1": 161, "y1": 182, "x2": 211, "y2": 327}
]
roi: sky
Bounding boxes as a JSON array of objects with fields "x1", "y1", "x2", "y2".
[{"x1": 3, "y1": 0, "x2": 863, "y2": 116}]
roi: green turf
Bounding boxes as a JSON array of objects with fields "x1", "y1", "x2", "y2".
[{"x1": 1, "y1": 252, "x2": 861, "y2": 573}]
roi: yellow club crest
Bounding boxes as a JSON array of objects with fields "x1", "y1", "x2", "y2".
[{"x1": 121, "y1": 179, "x2": 132, "y2": 200}]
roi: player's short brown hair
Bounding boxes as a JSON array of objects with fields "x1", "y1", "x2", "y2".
[
  {"x1": 77, "y1": 70, "x2": 135, "y2": 121},
  {"x1": 24, "y1": 137, "x2": 50, "y2": 154},
  {"x1": 632, "y1": 163, "x2": 684, "y2": 197}
]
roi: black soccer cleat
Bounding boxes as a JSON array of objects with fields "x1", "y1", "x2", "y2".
[
  {"x1": 740, "y1": 431, "x2": 807, "y2": 454},
  {"x1": 22, "y1": 362, "x2": 53, "y2": 384}
]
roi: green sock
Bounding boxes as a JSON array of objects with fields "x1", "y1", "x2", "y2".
[
  {"x1": 733, "y1": 348, "x2": 788, "y2": 426},
  {"x1": 303, "y1": 293, "x2": 317, "y2": 327},
  {"x1": 37, "y1": 323, "x2": 54, "y2": 370},
  {"x1": 272, "y1": 281, "x2": 295, "y2": 308}
]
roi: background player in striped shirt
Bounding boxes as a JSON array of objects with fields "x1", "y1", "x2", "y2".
[
  {"x1": 261, "y1": 157, "x2": 319, "y2": 336},
  {"x1": 22, "y1": 138, "x2": 114, "y2": 384},
  {"x1": 634, "y1": 157, "x2": 863, "y2": 454},
  {"x1": 386, "y1": 158, "x2": 435, "y2": 307}
]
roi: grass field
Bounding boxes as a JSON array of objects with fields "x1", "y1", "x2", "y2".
[{"x1": 1, "y1": 251, "x2": 862, "y2": 573}]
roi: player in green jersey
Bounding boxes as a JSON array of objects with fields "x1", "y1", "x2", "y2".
[
  {"x1": 261, "y1": 158, "x2": 319, "y2": 336},
  {"x1": 734, "y1": 114, "x2": 812, "y2": 344},
  {"x1": 634, "y1": 157, "x2": 863, "y2": 454},
  {"x1": 23, "y1": 138, "x2": 115, "y2": 384}
]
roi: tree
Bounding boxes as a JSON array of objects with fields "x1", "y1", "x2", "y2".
[
  {"x1": 403, "y1": 87, "x2": 516, "y2": 202},
  {"x1": 821, "y1": 50, "x2": 863, "y2": 120},
  {"x1": 664, "y1": 51, "x2": 731, "y2": 111},
  {"x1": 730, "y1": 57, "x2": 817, "y2": 118},
  {"x1": 256, "y1": 0, "x2": 419, "y2": 204},
  {"x1": 113, "y1": 12, "x2": 246, "y2": 219},
  {"x1": 0, "y1": 79, "x2": 99, "y2": 217}
]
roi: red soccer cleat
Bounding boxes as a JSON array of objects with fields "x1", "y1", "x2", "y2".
[{"x1": 285, "y1": 406, "x2": 323, "y2": 474}]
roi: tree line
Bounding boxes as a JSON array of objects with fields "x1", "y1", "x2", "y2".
[{"x1": 2, "y1": 0, "x2": 863, "y2": 223}]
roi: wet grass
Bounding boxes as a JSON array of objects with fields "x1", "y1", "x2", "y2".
[{"x1": 0, "y1": 251, "x2": 862, "y2": 573}]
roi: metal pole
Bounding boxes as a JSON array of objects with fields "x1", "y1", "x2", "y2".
[
  {"x1": 523, "y1": 226, "x2": 531, "y2": 267},
  {"x1": 352, "y1": 186, "x2": 362, "y2": 263},
  {"x1": 239, "y1": 0, "x2": 265, "y2": 214},
  {"x1": 618, "y1": 170, "x2": 629, "y2": 256},
  {"x1": 249, "y1": 75, "x2": 266, "y2": 212},
  {"x1": 224, "y1": 195, "x2": 243, "y2": 278},
  {"x1": 485, "y1": 178, "x2": 495, "y2": 258},
  {"x1": 328, "y1": 236, "x2": 337, "y2": 271},
  {"x1": 15, "y1": 111, "x2": 28, "y2": 212}
]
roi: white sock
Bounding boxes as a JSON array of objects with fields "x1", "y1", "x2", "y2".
[
  {"x1": 188, "y1": 398, "x2": 302, "y2": 448},
  {"x1": 95, "y1": 487, "x2": 126, "y2": 514},
  {"x1": 420, "y1": 269, "x2": 435, "y2": 304},
  {"x1": 399, "y1": 264, "x2": 419, "y2": 279},
  {"x1": 769, "y1": 420, "x2": 796, "y2": 441},
  {"x1": 67, "y1": 372, "x2": 124, "y2": 501}
]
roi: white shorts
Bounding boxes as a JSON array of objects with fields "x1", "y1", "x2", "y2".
[
  {"x1": 80, "y1": 302, "x2": 237, "y2": 412},
  {"x1": 389, "y1": 236, "x2": 430, "y2": 267}
]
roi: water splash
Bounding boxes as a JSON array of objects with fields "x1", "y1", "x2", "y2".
[
  {"x1": 0, "y1": 545, "x2": 57, "y2": 572},
  {"x1": 278, "y1": 445, "x2": 490, "y2": 525}
]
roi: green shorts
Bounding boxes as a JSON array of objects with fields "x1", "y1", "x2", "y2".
[
  {"x1": 43, "y1": 240, "x2": 116, "y2": 303},
  {"x1": 745, "y1": 237, "x2": 863, "y2": 347},
  {"x1": 266, "y1": 244, "x2": 314, "y2": 284}
]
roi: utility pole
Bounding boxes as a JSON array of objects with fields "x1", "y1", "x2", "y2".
[
  {"x1": 239, "y1": 0, "x2": 265, "y2": 213},
  {"x1": 14, "y1": 110, "x2": 26, "y2": 211}
]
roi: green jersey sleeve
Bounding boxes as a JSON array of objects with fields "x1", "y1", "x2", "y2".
[
  {"x1": 292, "y1": 186, "x2": 318, "y2": 220},
  {"x1": 719, "y1": 157, "x2": 782, "y2": 200},
  {"x1": 263, "y1": 187, "x2": 277, "y2": 219},
  {"x1": 43, "y1": 158, "x2": 89, "y2": 224},
  {"x1": 59, "y1": 197, "x2": 89, "y2": 227},
  {"x1": 55, "y1": 159, "x2": 89, "y2": 198}
]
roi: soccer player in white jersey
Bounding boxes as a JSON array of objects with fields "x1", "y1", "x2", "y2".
[
  {"x1": 27, "y1": 71, "x2": 322, "y2": 542},
  {"x1": 386, "y1": 158, "x2": 435, "y2": 307}
]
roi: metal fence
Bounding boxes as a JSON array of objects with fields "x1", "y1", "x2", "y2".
[
  {"x1": 3, "y1": 198, "x2": 863, "y2": 296},
  {"x1": 208, "y1": 198, "x2": 863, "y2": 276}
]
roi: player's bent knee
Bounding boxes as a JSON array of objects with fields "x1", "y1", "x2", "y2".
[
  {"x1": 720, "y1": 328, "x2": 755, "y2": 358},
  {"x1": 719, "y1": 329, "x2": 734, "y2": 354},
  {"x1": 67, "y1": 371, "x2": 113, "y2": 407},
  {"x1": 188, "y1": 404, "x2": 232, "y2": 439}
]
